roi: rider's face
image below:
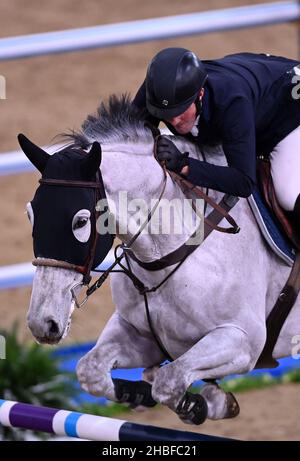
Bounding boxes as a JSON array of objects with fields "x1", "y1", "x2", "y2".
[
  {"x1": 165, "y1": 89, "x2": 204, "y2": 134},
  {"x1": 166, "y1": 103, "x2": 197, "y2": 134}
]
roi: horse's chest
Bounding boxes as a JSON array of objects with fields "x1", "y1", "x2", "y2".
[{"x1": 119, "y1": 288, "x2": 207, "y2": 351}]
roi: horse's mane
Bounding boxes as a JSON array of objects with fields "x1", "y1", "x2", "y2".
[
  {"x1": 60, "y1": 93, "x2": 225, "y2": 167},
  {"x1": 61, "y1": 94, "x2": 154, "y2": 148}
]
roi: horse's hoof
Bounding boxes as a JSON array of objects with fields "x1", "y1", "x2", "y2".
[
  {"x1": 176, "y1": 392, "x2": 208, "y2": 425},
  {"x1": 224, "y1": 392, "x2": 240, "y2": 419}
]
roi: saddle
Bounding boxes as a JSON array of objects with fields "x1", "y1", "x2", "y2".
[
  {"x1": 257, "y1": 159, "x2": 300, "y2": 251},
  {"x1": 254, "y1": 158, "x2": 300, "y2": 368}
]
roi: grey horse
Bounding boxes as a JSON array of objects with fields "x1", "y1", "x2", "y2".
[{"x1": 19, "y1": 95, "x2": 300, "y2": 424}]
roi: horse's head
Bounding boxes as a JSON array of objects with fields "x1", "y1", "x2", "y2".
[{"x1": 18, "y1": 134, "x2": 114, "y2": 344}]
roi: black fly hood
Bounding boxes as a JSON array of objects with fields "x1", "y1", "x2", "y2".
[{"x1": 18, "y1": 134, "x2": 114, "y2": 283}]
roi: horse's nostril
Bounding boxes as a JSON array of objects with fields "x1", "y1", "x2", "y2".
[{"x1": 46, "y1": 318, "x2": 59, "y2": 335}]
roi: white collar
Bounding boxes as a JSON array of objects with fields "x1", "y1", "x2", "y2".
[{"x1": 190, "y1": 115, "x2": 200, "y2": 137}]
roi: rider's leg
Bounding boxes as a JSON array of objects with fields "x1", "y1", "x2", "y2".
[{"x1": 270, "y1": 125, "x2": 300, "y2": 229}]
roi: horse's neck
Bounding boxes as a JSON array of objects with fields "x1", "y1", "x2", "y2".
[{"x1": 101, "y1": 140, "x2": 203, "y2": 262}]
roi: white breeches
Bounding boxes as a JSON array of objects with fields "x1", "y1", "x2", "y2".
[{"x1": 270, "y1": 124, "x2": 300, "y2": 211}]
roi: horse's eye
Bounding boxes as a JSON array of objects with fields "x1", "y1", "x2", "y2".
[
  {"x1": 72, "y1": 209, "x2": 91, "y2": 242},
  {"x1": 73, "y1": 218, "x2": 88, "y2": 230}
]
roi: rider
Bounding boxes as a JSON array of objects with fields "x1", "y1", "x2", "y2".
[{"x1": 133, "y1": 47, "x2": 300, "y2": 226}]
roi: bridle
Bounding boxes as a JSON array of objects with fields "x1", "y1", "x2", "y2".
[
  {"x1": 31, "y1": 137, "x2": 168, "y2": 307},
  {"x1": 31, "y1": 136, "x2": 240, "y2": 361}
]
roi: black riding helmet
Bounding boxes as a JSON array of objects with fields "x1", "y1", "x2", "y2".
[{"x1": 146, "y1": 47, "x2": 208, "y2": 120}]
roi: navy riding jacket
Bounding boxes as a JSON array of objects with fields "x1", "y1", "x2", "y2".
[{"x1": 133, "y1": 53, "x2": 300, "y2": 197}]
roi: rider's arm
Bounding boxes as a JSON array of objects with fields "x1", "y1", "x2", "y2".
[{"x1": 185, "y1": 98, "x2": 257, "y2": 198}]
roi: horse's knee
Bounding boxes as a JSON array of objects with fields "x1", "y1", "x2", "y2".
[
  {"x1": 76, "y1": 352, "x2": 115, "y2": 399},
  {"x1": 237, "y1": 350, "x2": 257, "y2": 374},
  {"x1": 76, "y1": 351, "x2": 96, "y2": 382},
  {"x1": 151, "y1": 363, "x2": 188, "y2": 409}
]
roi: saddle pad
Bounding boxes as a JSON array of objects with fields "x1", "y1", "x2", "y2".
[{"x1": 248, "y1": 187, "x2": 296, "y2": 266}]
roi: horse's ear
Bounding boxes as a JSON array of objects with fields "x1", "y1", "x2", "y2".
[
  {"x1": 82, "y1": 142, "x2": 102, "y2": 177},
  {"x1": 18, "y1": 133, "x2": 50, "y2": 173}
]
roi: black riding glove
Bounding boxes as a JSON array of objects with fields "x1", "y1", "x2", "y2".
[{"x1": 156, "y1": 136, "x2": 189, "y2": 173}]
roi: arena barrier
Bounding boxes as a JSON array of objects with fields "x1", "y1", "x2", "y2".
[
  {"x1": 0, "y1": 399, "x2": 234, "y2": 441},
  {"x1": 0, "y1": 1, "x2": 298, "y2": 61},
  {"x1": 0, "y1": 250, "x2": 115, "y2": 291},
  {"x1": 0, "y1": 143, "x2": 63, "y2": 176}
]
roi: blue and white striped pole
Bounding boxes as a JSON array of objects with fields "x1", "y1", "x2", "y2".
[{"x1": 0, "y1": 399, "x2": 233, "y2": 441}]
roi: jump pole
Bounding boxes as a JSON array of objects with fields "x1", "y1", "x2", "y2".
[{"x1": 0, "y1": 399, "x2": 235, "y2": 441}]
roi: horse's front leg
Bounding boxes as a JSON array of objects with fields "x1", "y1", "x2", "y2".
[
  {"x1": 151, "y1": 324, "x2": 263, "y2": 424},
  {"x1": 76, "y1": 312, "x2": 164, "y2": 403}
]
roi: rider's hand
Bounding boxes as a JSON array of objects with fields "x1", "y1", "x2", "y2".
[{"x1": 156, "y1": 136, "x2": 189, "y2": 174}]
